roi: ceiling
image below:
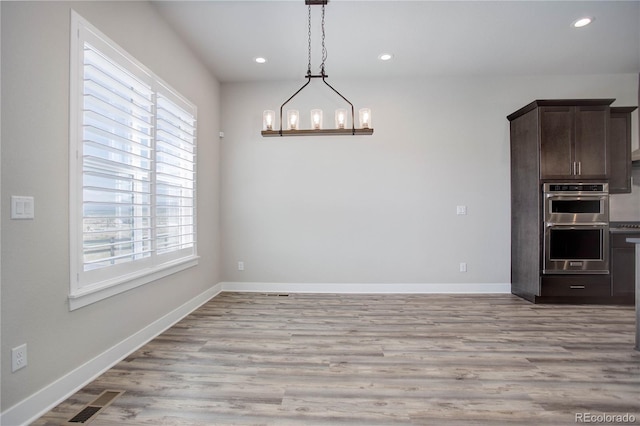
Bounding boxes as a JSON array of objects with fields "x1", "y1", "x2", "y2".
[{"x1": 152, "y1": 0, "x2": 640, "y2": 83}]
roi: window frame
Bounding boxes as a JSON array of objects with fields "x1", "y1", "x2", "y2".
[{"x1": 69, "y1": 11, "x2": 198, "y2": 310}]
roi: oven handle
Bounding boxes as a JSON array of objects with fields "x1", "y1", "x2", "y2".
[
  {"x1": 544, "y1": 194, "x2": 608, "y2": 199},
  {"x1": 545, "y1": 222, "x2": 609, "y2": 228}
]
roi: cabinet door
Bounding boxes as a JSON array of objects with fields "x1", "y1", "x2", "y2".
[
  {"x1": 611, "y1": 247, "x2": 635, "y2": 297},
  {"x1": 540, "y1": 106, "x2": 573, "y2": 178},
  {"x1": 611, "y1": 233, "x2": 637, "y2": 298},
  {"x1": 574, "y1": 106, "x2": 609, "y2": 178},
  {"x1": 609, "y1": 108, "x2": 634, "y2": 194}
]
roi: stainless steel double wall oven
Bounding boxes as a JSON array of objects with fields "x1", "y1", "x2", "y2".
[{"x1": 542, "y1": 183, "x2": 609, "y2": 274}]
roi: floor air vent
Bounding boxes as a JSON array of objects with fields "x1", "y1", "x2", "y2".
[{"x1": 65, "y1": 390, "x2": 124, "y2": 424}]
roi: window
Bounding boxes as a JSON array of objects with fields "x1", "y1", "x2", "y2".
[{"x1": 69, "y1": 12, "x2": 197, "y2": 310}]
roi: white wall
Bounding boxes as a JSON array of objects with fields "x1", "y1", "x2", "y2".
[
  {"x1": 220, "y1": 74, "x2": 638, "y2": 288},
  {"x1": 1, "y1": 0, "x2": 221, "y2": 417}
]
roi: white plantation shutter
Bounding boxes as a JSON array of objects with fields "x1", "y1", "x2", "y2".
[
  {"x1": 82, "y1": 43, "x2": 154, "y2": 272},
  {"x1": 70, "y1": 12, "x2": 197, "y2": 308},
  {"x1": 155, "y1": 92, "x2": 197, "y2": 258}
]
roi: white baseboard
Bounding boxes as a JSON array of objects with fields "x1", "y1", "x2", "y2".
[
  {"x1": 221, "y1": 282, "x2": 511, "y2": 294},
  {"x1": 0, "y1": 283, "x2": 222, "y2": 426}
]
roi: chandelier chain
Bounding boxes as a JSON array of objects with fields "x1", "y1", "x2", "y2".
[
  {"x1": 307, "y1": 4, "x2": 312, "y2": 76},
  {"x1": 321, "y1": 4, "x2": 327, "y2": 75}
]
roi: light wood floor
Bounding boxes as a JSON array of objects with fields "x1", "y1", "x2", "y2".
[{"x1": 35, "y1": 293, "x2": 639, "y2": 425}]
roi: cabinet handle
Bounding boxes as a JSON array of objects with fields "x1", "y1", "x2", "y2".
[
  {"x1": 577, "y1": 161, "x2": 581, "y2": 175},
  {"x1": 569, "y1": 285, "x2": 585, "y2": 289}
]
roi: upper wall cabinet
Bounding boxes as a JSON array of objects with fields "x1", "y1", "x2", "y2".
[
  {"x1": 609, "y1": 106, "x2": 637, "y2": 194},
  {"x1": 539, "y1": 104, "x2": 611, "y2": 179},
  {"x1": 508, "y1": 99, "x2": 614, "y2": 181}
]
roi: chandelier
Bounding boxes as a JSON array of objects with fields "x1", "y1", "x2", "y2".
[{"x1": 261, "y1": 0, "x2": 374, "y2": 137}]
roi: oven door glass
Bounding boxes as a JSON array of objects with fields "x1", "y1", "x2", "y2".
[
  {"x1": 545, "y1": 196, "x2": 607, "y2": 222},
  {"x1": 549, "y1": 199, "x2": 602, "y2": 214},
  {"x1": 549, "y1": 228, "x2": 603, "y2": 260}
]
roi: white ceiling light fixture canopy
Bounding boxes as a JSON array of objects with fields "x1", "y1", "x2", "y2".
[
  {"x1": 261, "y1": 0, "x2": 373, "y2": 137},
  {"x1": 378, "y1": 53, "x2": 394, "y2": 61}
]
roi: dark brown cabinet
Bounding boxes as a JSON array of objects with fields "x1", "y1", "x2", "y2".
[
  {"x1": 539, "y1": 104, "x2": 611, "y2": 179},
  {"x1": 507, "y1": 99, "x2": 616, "y2": 303},
  {"x1": 611, "y1": 233, "x2": 637, "y2": 300},
  {"x1": 609, "y1": 107, "x2": 637, "y2": 194}
]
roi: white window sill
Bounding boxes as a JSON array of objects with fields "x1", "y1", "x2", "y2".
[{"x1": 69, "y1": 256, "x2": 199, "y2": 311}]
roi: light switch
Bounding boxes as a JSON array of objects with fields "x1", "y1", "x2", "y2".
[
  {"x1": 456, "y1": 205, "x2": 467, "y2": 215},
  {"x1": 11, "y1": 196, "x2": 35, "y2": 220}
]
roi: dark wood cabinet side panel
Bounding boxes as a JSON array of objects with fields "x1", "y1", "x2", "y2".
[
  {"x1": 574, "y1": 106, "x2": 609, "y2": 178},
  {"x1": 539, "y1": 107, "x2": 573, "y2": 178},
  {"x1": 510, "y1": 109, "x2": 541, "y2": 297}
]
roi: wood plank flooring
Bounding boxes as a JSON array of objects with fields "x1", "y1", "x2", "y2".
[{"x1": 34, "y1": 293, "x2": 639, "y2": 425}]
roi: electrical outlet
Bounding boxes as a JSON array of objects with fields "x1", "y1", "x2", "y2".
[
  {"x1": 12, "y1": 344, "x2": 27, "y2": 372},
  {"x1": 456, "y1": 205, "x2": 467, "y2": 215},
  {"x1": 237, "y1": 261, "x2": 245, "y2": 271},
  {"x1": 459, "y1": 262, "x2": 467, "y2": 272}
]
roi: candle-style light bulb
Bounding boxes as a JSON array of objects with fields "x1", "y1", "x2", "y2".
[
  {"x1": 263, "y1": 110, "x2": 275, "y2": 131},
  {"x1": 311, "y1": 109, "x2": 323, "y2": 130},
  {"x1": 287, "y1": 110, "x2": 299, "y2": 130},
  {"x1": 335, "y1": 109, "x2": 347, "y2": 129},
  {"x1": 359, "y1": 108, "x2": 371, "y2": 129}
]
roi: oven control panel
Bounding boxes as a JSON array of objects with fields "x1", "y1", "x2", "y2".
[{"x1": 545, "y1": 183, "x2": 607, "y2": 193}]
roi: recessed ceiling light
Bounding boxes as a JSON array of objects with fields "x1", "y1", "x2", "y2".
[
  {"x1": 572, "y1": 17, "x2": 594, "y2": 28},
  {"x1": 378, "y1": 53, "x2": 393, "y2": 61},
  {"x1": 254, "y1": 57, "x2": 267, "y2": 64}
]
